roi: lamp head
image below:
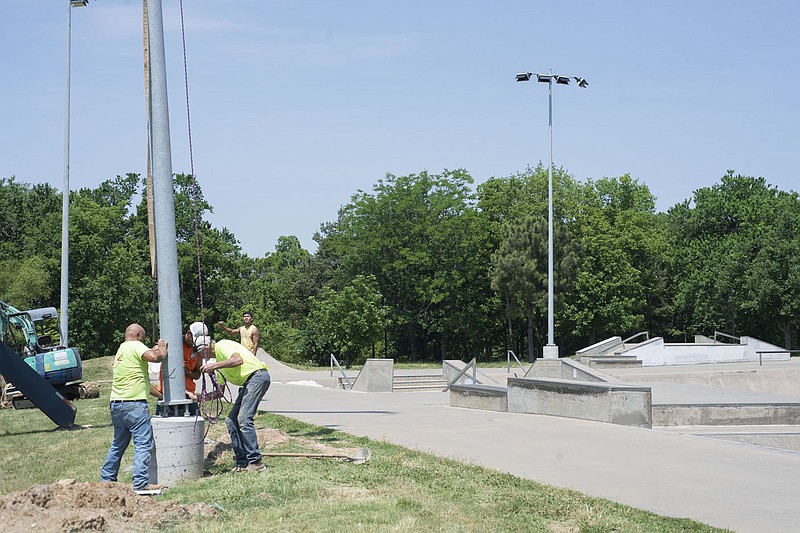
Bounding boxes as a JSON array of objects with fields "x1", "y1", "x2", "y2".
[
  {"x1": 536, "y1": 74, "x2": 551, "y2": 83},
  {"x1": 555, "y1": 76, "x2": 570, "y2": 85},
  {"x1": 574, "y1": 77, "x2": 589, "y2": 88},
  {"x1": 515, "y1": 72, "x2": 532, "y2": 82},
  {"x1": 71, "y1": 0, "x2": 89, "y2": 6}
]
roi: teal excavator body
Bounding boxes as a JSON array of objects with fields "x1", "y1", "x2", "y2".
[{"x1": 0, "y1": 301, "x2": 82, "y2": 424}]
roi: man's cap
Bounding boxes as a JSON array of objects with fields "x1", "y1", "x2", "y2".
[
  {"x1": 189, "y1": 321, "x2": 208, "y2": 339},
  {"x1": 193, "y1": 335, "x2": 211, "y2": 352}
]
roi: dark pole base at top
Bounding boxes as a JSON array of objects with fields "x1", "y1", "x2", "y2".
[{"x1": 155, "y1": 399, "x2": 199, "y2": 417}]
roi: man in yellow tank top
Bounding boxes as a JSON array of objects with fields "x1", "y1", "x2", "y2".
[{"x1": 217, "y1": 311, "x2": 260, "y2": 355}]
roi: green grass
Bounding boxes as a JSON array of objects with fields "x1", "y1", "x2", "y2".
[{"x1": 0, "y1": 357, "x2": 729, "y2": 532}]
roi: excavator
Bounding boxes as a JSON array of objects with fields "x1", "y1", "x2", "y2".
[{"x1": 0, "y1": 300, "x2": 82, "y2": 427}]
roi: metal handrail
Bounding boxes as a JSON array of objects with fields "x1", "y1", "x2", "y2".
[
  {"x1": 755, "y1": 349, "x2": 800, "y2": 366},
  {"x1": 329, "y1": 353, "x2": 352, "y2": 389},
  {"x1": 443, "y1": 358, "x2": 477, "y2": 392},
  {"x1": 713, "y1": 330, "x2": 740, "y2": 344},
  {"x1": 506, "y1": 350, "x2": 526, "y2": 373},
  {"x1": 622, "y1": 331, "x2": 649, "y2": 344}
]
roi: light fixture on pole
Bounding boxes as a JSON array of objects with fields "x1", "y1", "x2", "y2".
[
  {"x1": 61, "y1": 0, "x2": 89, "y2": 346},
  {"x1": 515, "y1": 67, "x2": 588, "y2": 359}
]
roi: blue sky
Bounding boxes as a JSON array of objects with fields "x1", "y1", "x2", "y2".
[{"x1": 2, "y1": 1, "x2": 798, "y2": 257}]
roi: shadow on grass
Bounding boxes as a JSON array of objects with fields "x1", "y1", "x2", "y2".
[
  {"x1": 0, "y1": 423, "x2": 110, "y2": 437},
  {"x1": 205, "y1": 439, "x2": 233, "y2": 472}
]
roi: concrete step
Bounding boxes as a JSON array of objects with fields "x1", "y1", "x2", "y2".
[
  {"x1": 581, "y1": 356, "x2": 642, "y2": 369},
  {"x1": 393, "y1": 384, "x2": 447, "y2": 392},
  {"x1": 394, "y1": 377, "x2": 448, "y2": 384},
  {"x1": 393, "y1": 375, "x2": 448, "y2": 392}
]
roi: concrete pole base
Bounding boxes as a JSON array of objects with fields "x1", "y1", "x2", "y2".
[
  {"x1": 148, "y1": 416, "x2": 205, "y2": 487},
  {"x1": 542, "y1": 345, "x2": 560, "y2": 359}
]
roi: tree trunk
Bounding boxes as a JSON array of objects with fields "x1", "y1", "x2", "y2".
[
  {"x1": 526, "y1": 301, "x2": 535, "y2": 363},
  {"x1": 778, "y1": 320, "x2": 792, "y2": 349}
]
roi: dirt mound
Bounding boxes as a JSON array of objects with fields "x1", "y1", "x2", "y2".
[{"x1": 0, "y1": 479, "x2": 216, "y2": 533}]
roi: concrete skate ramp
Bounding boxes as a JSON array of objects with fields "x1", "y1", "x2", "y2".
[
  {"x1": 608, "y1": 359, "x2": 800, "y2": 397},
  {"x1": 587, "y1": 335, "x2": 791, "y2": 366}
]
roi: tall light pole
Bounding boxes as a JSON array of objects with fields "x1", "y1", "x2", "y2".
[
  {"x1": 147, "y1": 0, "x2": 189, "y2": 412},
  {"x1": 515, "y1": 68, "x2": 588, "y2": 359},
  {"x1": 61, "y1": 0, "x2": 89, "y2": 346}
]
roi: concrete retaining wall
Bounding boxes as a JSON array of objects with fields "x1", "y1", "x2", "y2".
[{"x1": 507, "y1": 377, "x2": 652, "y2": 428}]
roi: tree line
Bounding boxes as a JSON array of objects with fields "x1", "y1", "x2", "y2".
[{"x1": 0, "y1": 167, "x2": 798, "y2": 364}]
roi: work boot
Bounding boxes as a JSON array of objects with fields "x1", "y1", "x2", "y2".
[
  {"x1": 134, "y1": 483, "x2": 164, "y2": 495},
  {"x1": 245, "y1": 461, "x2": 267, "y2": 472}
]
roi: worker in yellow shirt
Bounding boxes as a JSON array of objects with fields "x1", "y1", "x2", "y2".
[
  {"x1": 100, "y1": 324, "x2": 167, "y2": 493},
  {"x1": 196, "y1": 333, "x2": 270, "y2": 472}
]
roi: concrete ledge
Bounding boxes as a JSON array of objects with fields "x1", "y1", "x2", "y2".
[
  {"x1": 653, "y1": 403, "x2": 800, "y2": 427},
  {"x1": 507, "y1": 377, "x2": 652, "y2": 428},
  {"x1": 449, "y1": 384, "x2": 507, "y2": 412},
  {"x1": 581, "y1": 356, "x2": 643, "y2": 369}
]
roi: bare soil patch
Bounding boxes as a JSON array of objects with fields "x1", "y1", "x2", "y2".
[
  {"x1": 0, "y1": 479, "x2": 216, "y2": 533},
  {"x1": 204, "y1": 426, "x2": 366, "y2": 469}
]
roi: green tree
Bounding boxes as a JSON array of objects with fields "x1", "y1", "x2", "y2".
[
  {"x1": 323, "y1": 169, "x2": 492, "y2": 361},
  {"x1": 666, "y1": 172, "x2": 800, "y2": 347},
  {"x1": 480, "y1": 165, "x2": 581, "y2": 358},
  {"x1": 491, "y1": 215, "x2": 578, "y2": 360},
  {"x1": 306, "y1": 274, "x2": 385, "y2": 366},
  {"x1": 68, "y1": 175, "x2": 150, "y2": 356},
  {"x1": 563, "y1": 175, "x2": 659, "y2": 344},
  {"x1": 226, "y1": 236, "x2": 316, "y2": 363},
  {"x1": 0, "y1": 256, "x2": 52, "y2": 308},
  {"x1": 0, "y1": 178, "x2": 62, "y2": 309}
]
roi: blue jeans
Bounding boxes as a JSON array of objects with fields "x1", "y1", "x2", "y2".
[
  {"x1": 227, "y1": 369, "x2": 271, "y2": 466},
  {"x1": 100, "y1": 401, "x2": 154, "y2": 490}
]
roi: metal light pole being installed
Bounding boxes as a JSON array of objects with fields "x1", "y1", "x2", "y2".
[
  {"x1": 146, "y1": 0, "x2": 188, "y2": 412},
  {"x1": 145, "y1": 0, "x2": 204, "y2": 491},
  {"x1": 61, "y1": 0, "x2": 89, "y2": 346},
  {"x1": 515, "y1": 68, "x2": 588, "y2": 359}
]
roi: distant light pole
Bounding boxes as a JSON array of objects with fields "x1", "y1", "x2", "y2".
[
  {"x1": 61, "y1": 0, "x2": 89, "y2": 346},
  {"x1": 515, "y1": 68, "x2": 588, "y2": 359}
]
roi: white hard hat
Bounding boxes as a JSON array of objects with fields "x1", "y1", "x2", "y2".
[
  {"x1": 193, "y1": 335, "x2": 212, "y2": 352},
  {"x1": 189, "y1": 321, "x2": 208, "y2": 339}
]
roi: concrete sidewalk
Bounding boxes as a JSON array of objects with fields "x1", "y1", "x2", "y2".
[{"x1": 256, "y1": 356, "x2": 800, "y2": 533}]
